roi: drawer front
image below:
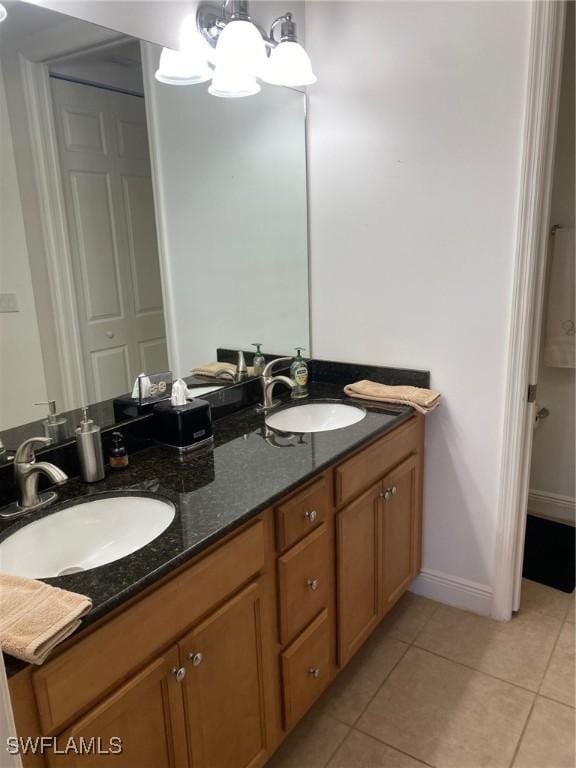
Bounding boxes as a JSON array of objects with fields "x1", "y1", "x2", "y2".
[
  {"x1": 276, "y1": 475, "x2": 331, "y2": 552},
  {"x1": 281, "y1": 610, "x2": 331, "y2": 729},
  {"x1": 278, "y1": 524, "x2": 331, "y2": 645},
  {"x1": 335, "y1": 418, "x2": 420, "y2": 506},
  {"x1": 33, "y1": 520, "x2": 265, "y2": 733}
]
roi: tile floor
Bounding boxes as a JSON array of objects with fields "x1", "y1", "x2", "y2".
[{"x1": 269, "y1": 580, "x2": 575, "y2": 768}]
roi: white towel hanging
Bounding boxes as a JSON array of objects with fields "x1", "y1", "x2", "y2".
[{"x1": 543, "y1": 227, "x2": 575, "y2": 368}]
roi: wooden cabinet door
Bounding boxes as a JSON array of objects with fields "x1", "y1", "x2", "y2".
[
  {"x1": 380, "y1": 455, "x2": 420, "y2": 614},
  {"x1": 179, "y1": 581, "x2": 267, "y2": 768},
  {"x1": 336, "y1": 482, "x2": 382, "y2": 667},
  {"x1": 47, "y1": 646, "x2": 188, "y2": 768}
]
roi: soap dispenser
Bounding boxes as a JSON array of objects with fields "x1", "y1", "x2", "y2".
[
  {"x1": 252, "y1": 343, "x2": 266, "y2": 376},
  {"x1": 290, "y1": 348, "x2": 309, "y2": 400},
  {"x1": 35, "y1": 400, "x2": 69, "y2": 442},
  {"x1": 75, "y1": 407, "x2": 105, "y2": 482}
]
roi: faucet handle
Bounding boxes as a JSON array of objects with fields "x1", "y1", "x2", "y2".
[
  {"x1": 262, "y1": 357, "x2": 293, "y2": 379},
  {"x1": 14, "y1": 436, "x2": 52, "y2": 464}
]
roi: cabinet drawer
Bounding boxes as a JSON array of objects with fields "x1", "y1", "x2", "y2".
[
  {"x1": 276, "y1": 475, "x2": 331, "y2": 552},
  {"x1": 33, "y1": 520, "x2": 265, "y2": 733},
  {"x1": 277, "y1": 524, "x2": 331, "y2": 645},
  {"x1": 335, "y1": 419, "x2": 419, "y2": 506},
  {"x1": 281, "y1": 610, "x2": 331, "y2": 729}
]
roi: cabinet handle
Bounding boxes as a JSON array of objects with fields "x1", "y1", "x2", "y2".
[
  {"x1": 189, "y1": 652, "x2": 203, "y2": 667},
  {"x1": 306, "y1": 578, "x2": 319, "y2": 591},
  {"x1": 391, "y1": 486, "x2": 397, "y2": 496},
  {"x1": 382, "y1": 489, "x2": 392, "y2": 501},
  {"x1": 308, "y1": 668, "x2": 321, "y2": 678},
  {"x1": 172, "y1": 666, "x2": 186, "y2": 682},
  {"x1": 304, "y1": 509, "x2": 317, "y2": 523}
]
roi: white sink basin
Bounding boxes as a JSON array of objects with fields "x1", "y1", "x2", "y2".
[
  {"x1": 0, "y1": 495, "x2": 175, "y2": 579},
  {"x1": 265, "y1": 402, "x2": 366, "y2": 433}
]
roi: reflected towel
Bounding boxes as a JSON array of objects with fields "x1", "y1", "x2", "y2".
[
  {"x1": 344, "y1": 380, "x2": 441, "y2": 414},
  {"x1": 191, "y1": 362, "x2": 255, "y2": 379},
  {"x1": 544, "y1": 228, "x2": 575, "y2": 368},
  {"x1": 0, "y1": 574, "x2": 92, "y2": 665}
]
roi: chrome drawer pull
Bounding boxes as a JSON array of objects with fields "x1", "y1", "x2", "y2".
[
  {"x1": 306, "y1": 578, "x2": 319, "y2": 591},
  {"x1": 172, "y1": 666, "x2": 186, "y2": 682},
  {"x1": 304, "y1": 509, "x2": 317, "y2": 523},
  {"x1": 189, "y1": 652, "x2": 203, "y2": 667},
  {"x1": 308, "y1": 667, "x2": 321, "y2": 678}
]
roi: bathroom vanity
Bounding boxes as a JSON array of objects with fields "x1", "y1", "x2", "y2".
[{"x1": 6, "y1": 384, "x2": 424, "y2": 768}]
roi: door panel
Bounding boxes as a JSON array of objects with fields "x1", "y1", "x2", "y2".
[
  {"x1": 47, "y1": 646, "x2": 188, "y2": 768},
  {"x1": 179, "y1": 582, "x2": 267, "y2": 768},
  {"x1": 138, "y1": 337, "x2": 169, "y2": 373},
  {"x1": 51, "y1": 78, "x2": 167, "y2": 402},
  {"x1": 90, "y1": 345, "x2": 132, "y2": 402},
  {"x1": 69, "y1": 171, "x2": 123, "y2": 322},
  {"x1": 337, "y1": 483, "x2": 381, "y2": 666},
  {"x1": 381, "y1": 455, "x2": 419, "y2": 613}
]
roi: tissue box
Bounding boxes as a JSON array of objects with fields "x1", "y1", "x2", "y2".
[{"x1": 152, "y1": 398, "x2": 212, "y2": 452}]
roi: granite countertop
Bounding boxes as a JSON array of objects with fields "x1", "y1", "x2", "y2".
[{"x1": 1, "y1": 382, "x2": 414, "y2": 676}]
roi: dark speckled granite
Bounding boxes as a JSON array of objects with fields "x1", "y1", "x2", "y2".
[{"x1": 1, "y1": 381, "x2": 414, "y2": 677}]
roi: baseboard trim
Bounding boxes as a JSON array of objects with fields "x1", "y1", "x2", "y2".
[
  {"x1": 410, "y1": 568, "x2": 493, "y2": 616},
  {"x1": 528, "y1": 490, "x2": 575, "y2": 526}
]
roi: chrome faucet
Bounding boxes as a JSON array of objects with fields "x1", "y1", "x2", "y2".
[
  {"x1": 0, "y1": 437, "x2": 68, "y2": 519},
  {"x1": 257, "y1": 357, "x2": 297, "y2": 412}
]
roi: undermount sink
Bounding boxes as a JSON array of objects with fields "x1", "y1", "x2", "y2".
[
  {"x1": 0, "y1": 495, "x2": 175, "y2": 579},
  {"x1": 265, "y1": 402, "x2": 366, "y2": 433},
  {"x1": 187, "y1": 385, "x2": 224, "y2": 398}
]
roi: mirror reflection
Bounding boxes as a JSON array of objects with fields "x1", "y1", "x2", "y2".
[{"x1": 0, "y1": 1, "x2": 310, "y2": 458}]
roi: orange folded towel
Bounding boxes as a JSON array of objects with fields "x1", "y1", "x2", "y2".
[
  {"x1": 0, "y1": 573, "x2": 92, "y2": 665},
  {"x1": 343, "y1": 380, "x2": 441, "y2": 414}
]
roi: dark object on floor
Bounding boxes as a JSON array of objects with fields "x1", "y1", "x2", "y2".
[{"x1": 523, "y1": 514, "x2": 575, "y2": 593}]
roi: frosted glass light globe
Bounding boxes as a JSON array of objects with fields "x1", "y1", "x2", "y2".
[
  {"x1": 208, "y1": 66, "x2": 261, "y2": 98},
  {"x1": 155, "y1": 47, "x2": 212, "y2": 86},
  {"x1": 214, "y1": 20, "x2": 268, "y2": 78},
  {"x1": 263, "y1": 41, "x2": 316, "y2": 87}
]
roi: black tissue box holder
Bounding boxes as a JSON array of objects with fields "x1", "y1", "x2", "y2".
[{"x1": 153, "y1": 399, "x2": 213, "y2": 453}]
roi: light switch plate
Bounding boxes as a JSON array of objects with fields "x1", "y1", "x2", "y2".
[{"x1": 0, "y1": 293, "x2": 19, "y2": 313}]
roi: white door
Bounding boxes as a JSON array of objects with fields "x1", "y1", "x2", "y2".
[{"x1": 50, "y1": 78, "x2": 168, "y2": 403}]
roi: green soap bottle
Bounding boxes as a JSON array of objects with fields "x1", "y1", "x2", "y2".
[
  {"x1": 252, "y1": 343, "x2": 266, "y2": 376},
  {"x1": 290, "y1": 348, "x2": 309, "y2": 400}
]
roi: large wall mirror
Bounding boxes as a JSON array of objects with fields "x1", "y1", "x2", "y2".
[{"x1": 0, "y1": 0, "x2": 310, "y2": 461}]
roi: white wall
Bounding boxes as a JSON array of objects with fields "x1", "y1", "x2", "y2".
[
  {"x1": 529, "y1": 2, "x2": 575, "y2": 524},
  {"x1": 305, "y1": 1, "x2": 531, "y2": 613},
  {"x1": 0, "y1": 64, "x2": 48, "y2": 431}
]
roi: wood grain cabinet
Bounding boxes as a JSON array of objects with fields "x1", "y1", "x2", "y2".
[
  {"x1": 46, "y1": 646, "x2": 188, "y2": 768},
  {"x1": 10, "y1": 415, "x2": 424, "y2": 768},
  {"x1": 179, "y1": 582, "x2": 268, "y2": 768}
]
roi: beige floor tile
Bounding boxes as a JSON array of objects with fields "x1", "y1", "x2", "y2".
[
  {"x1": 267, "y1": 711, "x2": 350, "y2": 768},
  {"x1": 357, "y1": 647, "x2": 534, "y2": 768},
  {"x1": 319, "y1": 629, "x2": 408, "y2": 725},
  {"x1": 566, "y1": 594, "x2": 575, "y2": 623},
  {"x1": 328, "y1": 730, "x2": 429, "y2": 768},
  {"x1": 415, "y1": 604, "x2": 562, "y2": 690},
  {"x1": 512, "y1": 697, "x2": 575, "y2": 768},
  {"x1": 540, "y1": 621, "x2": 575, "y2": 707},
  {"x1": 378, "y1": 592, "x2": 439, "y2": 644},
  {"x1": 520, "y1": 579, "x2": 572, "y2": 620}
]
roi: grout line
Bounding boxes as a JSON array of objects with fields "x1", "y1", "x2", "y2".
[
  {"x1": 409, "y1": 642, "x2": 556, "y2": 697},
  {"x1": 319, "y1": 714, "x2": 353, "y2": 768},
  {"x1": 506, "y1": 696, "x2": 537, "y2": 768},
  {"x1": 348, "y1": 640, "x2": 410, "y2": 728},
  {"x1": 537, "y1": 691, "x2": 576, "y2": 709},
  {"x1": 410, "y1": 601, "x2": 442, "y2": 646},
  {"x1": 352, "y1": 724, "x2": 436, "y2": 768}
]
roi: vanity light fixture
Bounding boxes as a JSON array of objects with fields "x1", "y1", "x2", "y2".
[
  {"x1": 155, "y1": 15, "x2": 212, "y2": 85},
  {"x1": 156, "y1": 0, "x2": 316, "y2": 98},
  {"x1": 0, "y1": 4, "x2": 7, "y2": 23}
]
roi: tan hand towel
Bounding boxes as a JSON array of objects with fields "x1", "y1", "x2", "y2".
[
  {"x1": 0, "y1": 574, "x2": 92, "y2": 665},
  {"x1": 191, "y1": 362, "x2": 256, "y2": 379},
  {"x1": 344, "y1": 380, "x2": 441, "y2": 414}
]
